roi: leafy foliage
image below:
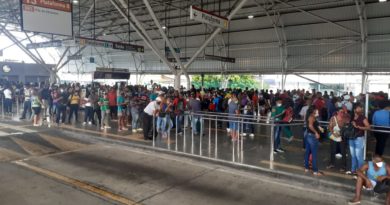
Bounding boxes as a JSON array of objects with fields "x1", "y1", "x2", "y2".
[{"x1": 192, "y1": 75, "x2": 262, "y2": 89}]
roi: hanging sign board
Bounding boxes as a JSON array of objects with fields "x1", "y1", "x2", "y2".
[
  {"x1": 26, "y1": 40, "x2": 62, "y2": 49},
  {"x1": 67, "y1": 55, "x2": 82, "y2": 60},
  {"x1": 21, "y1": 0, "x2": 73, "y2": 36},
  {"x1": 76, "y1": 37, "x2": 144, "y2": 53},
  {"x1": 205, "y1": 55, "x2": 236, "y2": 63},
  {"x1": 190, "y1": 6, "x2": 228, "y2": 29},
  {"x1": 93, "y1": 68, "x2": 130, "y2": 80}
]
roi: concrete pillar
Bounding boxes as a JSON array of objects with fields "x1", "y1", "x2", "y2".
[{"x1": 174, "y1": 74, "x2": 181, "y2": 91}]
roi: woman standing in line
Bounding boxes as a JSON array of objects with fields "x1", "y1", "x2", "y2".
[
  {"x1": 304, "y1": 105, "x2": 324, "y2": 176},
  {"x1": 348, "y1": 103, "x2": 371, "y2": 175},
  {"x1": 31, "y1": 89, "x2": 43, "y2": 126}
]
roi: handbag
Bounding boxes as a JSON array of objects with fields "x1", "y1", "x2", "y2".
[
  {"x1": 329, "y1": 117, "x2": 342, "y2": 142},
  {"x1": 341, "y1": 122, "x2": 356, "y2": 140},
  {"x1": 374, "y1": 179, "x2": 390, "y2": 194}
]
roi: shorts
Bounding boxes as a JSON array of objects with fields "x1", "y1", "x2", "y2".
[
  {"x1": 118, "y1": 111, "x2": 123, "y2": 117},
  {"x1": 32, "y1": 107, "x2": 41, "y2": 115},
  {"x1": 229, "y1": 121, "x2": 239, "y2": 131}
]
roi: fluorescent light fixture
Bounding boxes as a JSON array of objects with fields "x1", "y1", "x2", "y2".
[
  {"x1": 248, "y1": 15, "x2": 254, "y2": 19},
  {"x1": 162, "y1": 26, "x2": 167, "y2": 29},
  {"x1": 379, "y1": 0, "x2": 387, "y2": 2}
]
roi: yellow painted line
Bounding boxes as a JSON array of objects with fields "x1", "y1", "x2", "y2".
[
  {"x1": 0, "y1": 147, "x2": 26, "y2": 161},
  {"x1": 38, "y1": 134, "x2": 87, "y2": 151},
  {"x1": 260, "y1": 160, "x2": 353, "y2": 180},
  {"x1": 12, "y1": 137, "x2": 56, "y2": 156},
  {"x1": 13, "y1": 161, "x2": 140, "y2": 205}
]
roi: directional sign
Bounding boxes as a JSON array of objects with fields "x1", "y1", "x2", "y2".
[
  {"x1": 205, "y1": 55, "x2": 236, "y2": 63},
  {"x1": 75, "y1": 37, "x2": 144, "y2": 53},
  {"x1": 27, "y1": 40, "x2": 62, "y2": 49},
  {"x1": 67, "y1": 55, "x2": 82, "y2": 60},
  {"x1": 190, "y1": 6, "x2": 228, "y2": 29}
]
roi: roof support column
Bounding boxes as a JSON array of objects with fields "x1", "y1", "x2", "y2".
[
  {"x1": 355, "y1": 0, "x2": 368, "y2": 94},
  {"x1": 142, "y1": 0, "x2": 189, "y2": 90}
]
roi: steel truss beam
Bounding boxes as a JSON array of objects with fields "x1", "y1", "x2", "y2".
[{"x1": 185, "y1": 0, "x2": 249, "y2": 71}]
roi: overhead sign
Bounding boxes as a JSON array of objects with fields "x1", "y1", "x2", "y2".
[
  {"x1": 167, "y1": 57, "x2": 190, "y2": 63},
  {"x1": 76, "y1": 37, "x2": 144, "y2": 53},
  {"x1": 21, "y1": 0, "x2": 73, "y2": 36},
  {"x1": 190, "y1": 6, "x2": 228, "y2": 29},
  {"x1": 93, "y1": 68, "x2": 130, "y2": 80},
  {"x1": 205, "y1": 55, "x2": 236, "y2": 63},
  {"x1": 26, "y1": 40, "x2": 62, "y2": 49},
  {"x1": 67, "y1": 55, "x2": 82, "y2": 60}
]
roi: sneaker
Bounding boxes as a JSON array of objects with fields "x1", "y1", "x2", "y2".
[
  {"x1": 276, "y1": 148, "x2": 285, "y2": 153},
  {"x1": 242, "y1": 133, "x2": 247, "y2": 137},
  {"x1": 137, "y1": 128, "x2": 143, "y2": 131},
  {"x1": 348, "y1": 200, "x2": 361, "y2": 205},
  {"x1": 249, "y1": 133, "x2": 255, "y2": 137},
  {"x1": 273, "y1": 150, "x2": 278, "y2": 154},
  {"x1": 178, "y1": 132, "x2": 183, "y2": 135},
  {"x1": 132, "y1": 129, "x2": 137, "y2": 133},
  {"x1": 82, "y1": 122, "x2": 87, "y2": 126},
  {"x1": 287, "y1": 136, "x2": 294, "y2": 143},
  {"x1": 101, "y1": 127, "x2": 105, "y2": 130},
  {"x1": 227, "y1": 128, "x2": 231, "y2": 133},
  {"x1": 335, "y1": 153, "x2": 342, "y2": 159},
  {"x1": 105, "y1": 126, "x2": 111, "y2": 129},
  {"x1": 88, "y1": 122, "x2": 92, "y2": 125},
  {"x1": 122, "y1": 128, "x2": 128, "y2": 131}
]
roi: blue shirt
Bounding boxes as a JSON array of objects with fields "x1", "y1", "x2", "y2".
[
  {"x1": 372, "y1": 109, "x2": 390, "y2": 127},
  {"x1": 117, "y1": 96, "x2": 125, "y2": 112}
]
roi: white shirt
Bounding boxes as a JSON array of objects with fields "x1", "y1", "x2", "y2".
[
  {"x1": 3, "y1": 89, "x2": 12, "y2": 99},
  {"x1": 299, "y1": 105, "x2": 309, "y2": 121},
  {"x1": 343, "y1": 101, "x2": 353, "y2": 111},
  {"x1": 144, "y1": 101, "x2": 159, "y2": 116}
]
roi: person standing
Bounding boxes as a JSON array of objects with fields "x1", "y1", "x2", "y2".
[
  {"x1": 271, "y1": 98, "x2": 286, "y2": 153},
  {"x1": 143, "y1": 97, "x2": 161, "y2": 140},
  {"x1": 108, "y1": 88, "x2": 117, "y2": 121},
  {"x1": 117, "y1": 91, "x2": 127, "y2": 131},
  {"x1": 327, "y1": 108, "x2": 348, "y2": 171},
  {"x1": 3, "y1": 86, "x2": 12, "y2": 115},
  {"x1": 372, "y1": 100, "x2": 390, "y2": 156},
  {"x1": 55, "y1": 87, "x2": 68, "y2": 126},
  {"x1": 349, "y1": 103, "x2": 371, "y2": 174},
  {"x1": 20, "y1": 84, "x2": 32, "y2": 120},
  {"x1": 99, "y1": 92, "x2": 110, "y2": 130},
  {"x1": 228, "y1": 94, "x2": 240, "y2": 141},
  {"x1": 83, "y1": 92, "x2": 94, "y2": 126},
  {"x1": 31, "y1": 89, "x2": 42, "y2": 126},
  {"x1": 130, "y1": 96, "x2": 140, "y2": 133},
  {"x1": 68, "y1": 91, "x2": 80, "y2": 124},
  {"x1": 189, "y1": 93, "x2": 202, "y2": 135},
  {"x1": 304, "y1": 105, "x2": 324, "y2": 176}
]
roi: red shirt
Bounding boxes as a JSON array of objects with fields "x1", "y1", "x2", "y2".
[{"x1": 108, "y1": 91, "x2": 117, "y2": 106}]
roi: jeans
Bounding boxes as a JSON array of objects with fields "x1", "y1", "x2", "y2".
[
  {"x1": 375, "y1": 129, "x2": 390, "y2": 156},
  {"x1": 329, "y1": 139, "x2": 347, "y2": 169},
  {"x1": 4, "y1": 98, "x2": 12, "y2": 113},
  {"x1": 157, "y1": 116, "x2": 167, "y2": 132},
  {"x1": 68, "y1": 104, "x2": 79, "y2": 123},
  {"x1": 274, "y1": 124, "x2": 282, "y2": 150},
  {"x1": 56, "y1": 104, "x2": 66, "y2": 124},
  {"x1": 176, "y1": 114, "x2": 183, "y2": 133},
  {"x1": 131, "y1": 110, "x2": 139, "y2": 130},
  {"x1": 304, "y1": 133, "x2": 319, "y2": 172},
  {"x1": 84, "y1": 106, "x2": 94, "y2": 123},
  {"x1": 94, "y1": 108, "x2": 101, "y2": 125},
  {"x1": 21, "y1": 100, "x2": 31, "y2": 119},
  {"x1": 191, "y1": 114, "x2": 202, "y2": 134},
  {"x1": 349, "y1": 136, "x2": 365, "y2": 172},
  {"x1": 101, "y1": 110, "x2": 109, "y2": 127}
]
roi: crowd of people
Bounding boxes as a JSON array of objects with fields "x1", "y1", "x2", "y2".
[{"x1": 2, "y1": 79, "x2": 390, "y2": 204}]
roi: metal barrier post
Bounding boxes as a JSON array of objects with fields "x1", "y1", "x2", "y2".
[
  {"x1": 168, "y1": 119, "x2": 171, "y2": 151},
  {"x1": 208, "y1": 118, "x2": 211, "y2": 157},
  {"x1": 175, "y1": 116, "x2": 178, "y2": 152},
  {"x1": 16, "y1": 94, "x2": 19, "y2": 119},
  {"x1": 241, "y1": 119, "x2": 244, "y2": 163},
  {"x1": 153, "y1": 115, "x2": 156, "y2": 147},
  {"x1": 200, "y1": 116, "x2": 203, "y2": 156},
  {"x1": 1, "y1": 95, "x2": 4, "y2": 119},
  {"x1": 215, "y1": 116, "x2": 218, "y2": 158},
  {"x1": 364, "y1": 93, "x2": 369, "y2": 160},
  {"x1": 183, "y1": 114, "x2": 186, "y2": 153},
  {"x1": 270, "y1": 121, "x2": 275, "y2": 170},
  {"x1": 191, "y1": 114, "x2": 194, "y2": 154}
]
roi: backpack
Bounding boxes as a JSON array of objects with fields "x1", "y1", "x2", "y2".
[
  {"x1": 341, "y1": 123, "x2": 356, "y2": 140},
  {"x1": 282, "y1": 107, "x2": 293, "y2": 123}
]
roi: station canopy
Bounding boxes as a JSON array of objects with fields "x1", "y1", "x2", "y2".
[{"x1": 0, "y1": 0, "x2": 389, "y2": 77}]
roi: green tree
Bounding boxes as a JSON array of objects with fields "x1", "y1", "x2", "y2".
[{"x1": 192, "y1": 74, "x2": 261, "y2": 89}]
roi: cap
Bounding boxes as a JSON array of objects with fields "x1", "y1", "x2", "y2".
[{"x1": 156, "y1": 97, "x2": 162, "y2": 102}]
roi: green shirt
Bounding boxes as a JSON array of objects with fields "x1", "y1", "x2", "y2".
[
  {"x1": 99, "y1": 98, "x2": 109, "y2": 111},
  {"x1": 271, "y1": 105, "x2": 285, "y2": 121}
]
